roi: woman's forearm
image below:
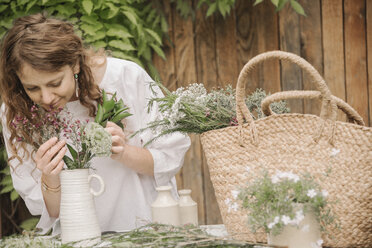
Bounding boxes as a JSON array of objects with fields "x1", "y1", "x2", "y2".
[
  {"x1": 41, "y1": 176, "x2": 61, "y2": 218},
  {"x1": 119, "y1": 144, "x2": 154, "y2": 176}
]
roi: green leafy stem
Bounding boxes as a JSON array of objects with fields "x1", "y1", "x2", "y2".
[{"x1": 94, "y1": 89, "x2": 132, "y2": 128}]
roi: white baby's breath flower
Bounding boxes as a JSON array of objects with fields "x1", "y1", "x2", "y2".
[
  {"x1": 268, "y1": 216, "x2": 280, "y2": 229},
  {"x1": 230, "y1": 202, "x2": 239, "y2": 212},
  {"x1": 281, "y1": 215, "x2": 291, "y2": 225},
  {"x1": 330, "y1": 148, "x2": 340, "y2": 157},
  {"x1": 307, "y1": 189, "x2": 317, "y2": 198},
  {"x1": 293, "y1": 209, "x2": 304, "y2": 225},
  {"x1": 311, "y1": 239, "x2": 323, "y2": 248},
  {"x1": 267, "y1": 222, "x2": 276, "y2": 229},
  {"x1": 224, "y1": 198, "x2": 231, "y2": 205},
  {"x1": 275, "y1": 171, "x2": 300, "y2": 182},
  {"x1": 231, "y1": 190, "x2": 239, "y2": 200},
  {"x1": 271, "y1": 175, "x2": 280, "y2": 184},
  {"x1": 321, "y1": 190, "x2": 329, "y2": 198},
  {"x1": 245, "y1": 166, "x2": 250, "y2": 174},
  {"x1": 274, "y1": 216, "x2": 280, "y2": 224},
  {"x1": 288, "y1": 173, "x2": 300, "y2": 182},
  {"x1": 301, "y1": 224, "x2": 310, "y2": 232}
]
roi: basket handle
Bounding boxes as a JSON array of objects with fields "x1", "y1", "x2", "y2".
[
  {"x1": 261, "y1": 91, "x2": 365, "y2": 126},
  {"x1": 236, "y1": 51, "x2": 338, "y2": 144}
]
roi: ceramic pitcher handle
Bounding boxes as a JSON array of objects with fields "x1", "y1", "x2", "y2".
[{"x1": 88, "y1": 174, "x2": 105, "y2": 197}]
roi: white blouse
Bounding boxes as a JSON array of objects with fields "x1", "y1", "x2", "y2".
[{"x1": 1, "y1": 57, "x2": 191, "y2": 234}]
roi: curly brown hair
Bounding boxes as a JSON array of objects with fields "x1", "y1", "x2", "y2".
[{"x1": 0, "y1": 13, "x2": 102, "y2": 166}]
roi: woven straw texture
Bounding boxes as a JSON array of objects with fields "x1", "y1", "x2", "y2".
[{"x1": 200, "y1": 51, "x2": 372, "y2": 247}]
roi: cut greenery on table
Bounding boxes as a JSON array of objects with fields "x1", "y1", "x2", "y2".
[{"x1": 0, "y1": 223, "x2": 272, "y2": 248}]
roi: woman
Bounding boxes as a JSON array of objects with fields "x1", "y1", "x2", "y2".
[{"x1": 0, "y1": 13, "x2": 190, "y2": 234}]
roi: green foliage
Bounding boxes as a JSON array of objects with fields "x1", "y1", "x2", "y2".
[
  {"x1": 0, "y1": 223, "x2": 264, "y2": 247},
  {"x1": 94, "y1": 90, "x2": 132, "y2": 128},
  {"x1": 0, "y1": 131, "x2": 40, "y2": 233},
  {"x1": 0, "y1": 146, "x2": 19, "y2": 202},
  {"x1": 171, "y1": 0, "x2": 236, "y2": 19},
  {"x1": 19, "y1": 217, "x2": 40, "y2": 231},
  {"x1": 0, "y1": 0, "x2": 167, "y2": 79},
  {"x1": 172, "y1": 0, "x2": 305, "y2": 20},
  {"x1": 238, "y1": 171, "x2": 338, "y2": 235},
  {"x1": 254, "y1": 0, "x2": 305, "y2": 16}
]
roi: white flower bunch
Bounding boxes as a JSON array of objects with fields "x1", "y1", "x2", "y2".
[
  {"x1": 238, "y1": 170, "x2": 337, "y2": 236},
  {"x1": 271, "y1": 170, "x2": 300, "y2": 183},
  {"x1": 135, "y1": 82, "x2": 290, "y2": 146},
  {"x1": 83, "y1": 122, "x2": 112, "y2": 157}
]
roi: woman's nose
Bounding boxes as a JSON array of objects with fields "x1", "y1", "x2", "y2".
[{"x1": 41, "y1": 89, "x2": 54, "y2": 106}]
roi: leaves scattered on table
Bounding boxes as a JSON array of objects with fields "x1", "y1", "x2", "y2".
[{"x1": 0, "y1": 223, "x2": 273, "y2": 248}]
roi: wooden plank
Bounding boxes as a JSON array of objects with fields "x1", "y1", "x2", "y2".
[
  {"x1": 173, "y1": 0, "x2": 197, "y2": 88},
  {"x1": 193, "y1": 5, "x2": 219, "y2": 225},
  {"x1": 195, "y1": 5, "x2": 218, "y2": 90},
  {"x1": 322, "y1": 0, "x2": 347, "y2": 122},
  {"x1": 172, "y1": 1, "x2": 206, "y2": 224},
  {"x1": 215, "y1": 10, "x2": 239, "y2": 88},
  {"x1": 181, "y1": 134, "x2": 206, "y2": 225},
  {"x1": 255, "y1": 0, "x2": 281, "y2": 94},
  {"x1": 344, "y1": 0, "x2": 369, "y2": 124},
  {"x1": 152, "y1": 0, "x2": 177, "y2": 91},
  {"x1": 172, "y1": 0, "x2": 198, "y2": 191},
  {"x1": 202, "y1": 145, "x2": 223, "y2": 224},
  {"x1": 279, "y1": 3, "x2": 303, "y2": 114},
  {"x1": 299, "y1": 0, "x2": 322, "y2": 116},
  {"x1": 367, "y1": 0, "x2": 372, "y2": 126},
  {"x1": 235, "y1": 0, "x2": 259, "y2": 94}
]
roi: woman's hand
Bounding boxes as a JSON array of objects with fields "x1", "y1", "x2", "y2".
[
  {"x1": 105, "y1": 121, "x2": 128, "y2": 162},
  {"x1": 35, "y1": 137, "x2": 67, "y2": 187},
  {"x1": 105, "y1": 121, "x2": 154, "y2": 176}
]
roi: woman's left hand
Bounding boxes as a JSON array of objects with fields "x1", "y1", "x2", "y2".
[{"x1": 105, "y1": 121, "x2": 128, "y2": 162}]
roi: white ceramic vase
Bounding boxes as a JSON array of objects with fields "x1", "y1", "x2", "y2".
[
  {"x1": 178, "y1": 189, "x2": 198, "y2": 226},
  {"x1": 151, "y1": 185, "x2": 180, "y2": 226},
  {"x1": 267, "y1": 210, "x2": 321, "y2": 248},
  {"x1": 59, "y1": 169, "x2": 105, "y2": 244}
]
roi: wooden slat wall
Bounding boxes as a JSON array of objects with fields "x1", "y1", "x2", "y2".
[
  {"x1": 152, "y1": 0, "x2": 372, "y2": 225},
  {"x1": 322, "y1": 0, "x2": 347, "y2": 122}
]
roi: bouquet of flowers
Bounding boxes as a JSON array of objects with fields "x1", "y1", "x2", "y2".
[
  {"x1": 237, "y1": 170, "x2": 338, "y2": 237},
  {"x1": 12, "y1": 90, "x2": 131, "y2": 169},
  {"x1": 134, "y1": 82, "x2": 290, "y2": 145}
]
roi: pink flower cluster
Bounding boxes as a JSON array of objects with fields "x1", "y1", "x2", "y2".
[
  {"x1": 58, "y1": 110, "x2": 89, "y2": 145},
  {"x1": 12, "y1": 105, "x2": 63, "y2": 146}
]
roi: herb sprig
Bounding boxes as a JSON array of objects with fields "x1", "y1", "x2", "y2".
[{"x1": 95, "y1": 89, "x2": 132, "y2": 128}]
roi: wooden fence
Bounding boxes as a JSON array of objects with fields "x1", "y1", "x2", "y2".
[{"x1": 152, "y1": 0, "x2": 372, "y2": 225}]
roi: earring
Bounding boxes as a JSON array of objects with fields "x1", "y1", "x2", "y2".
[{"x1": 74, "y1": 73, "x2": 79, "y2": 97}]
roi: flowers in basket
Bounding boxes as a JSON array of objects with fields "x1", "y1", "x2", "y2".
[
  {"x1": 237, "y1": 170, "x2": 338, "y2": 247},
  {"x1": 134, "y1": 82, "x2": 290, "y2": 145},
  {"x1": 12, "y1": 90, "x2": 131, "y2": 169}
]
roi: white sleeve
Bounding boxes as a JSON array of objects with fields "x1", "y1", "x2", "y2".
[
  {"x1": 122, "y1": 64, "x2": 191, "y2": 187},
  {"x1": 0, "y1": 105, "x2": 57, "y2": 234}
]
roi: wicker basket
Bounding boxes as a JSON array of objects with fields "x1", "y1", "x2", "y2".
[{"x1": 200, "y1": 51, "x2": 372, "y2": 247}]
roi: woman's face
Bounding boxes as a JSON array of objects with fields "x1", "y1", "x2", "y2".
[{"x1": 17, "y1": 63, "x2": 79, "y2": 110}]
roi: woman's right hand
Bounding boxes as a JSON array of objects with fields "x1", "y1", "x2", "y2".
[{"x1": 35, "y1": 137, "x2": 67, "y2": 187}]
